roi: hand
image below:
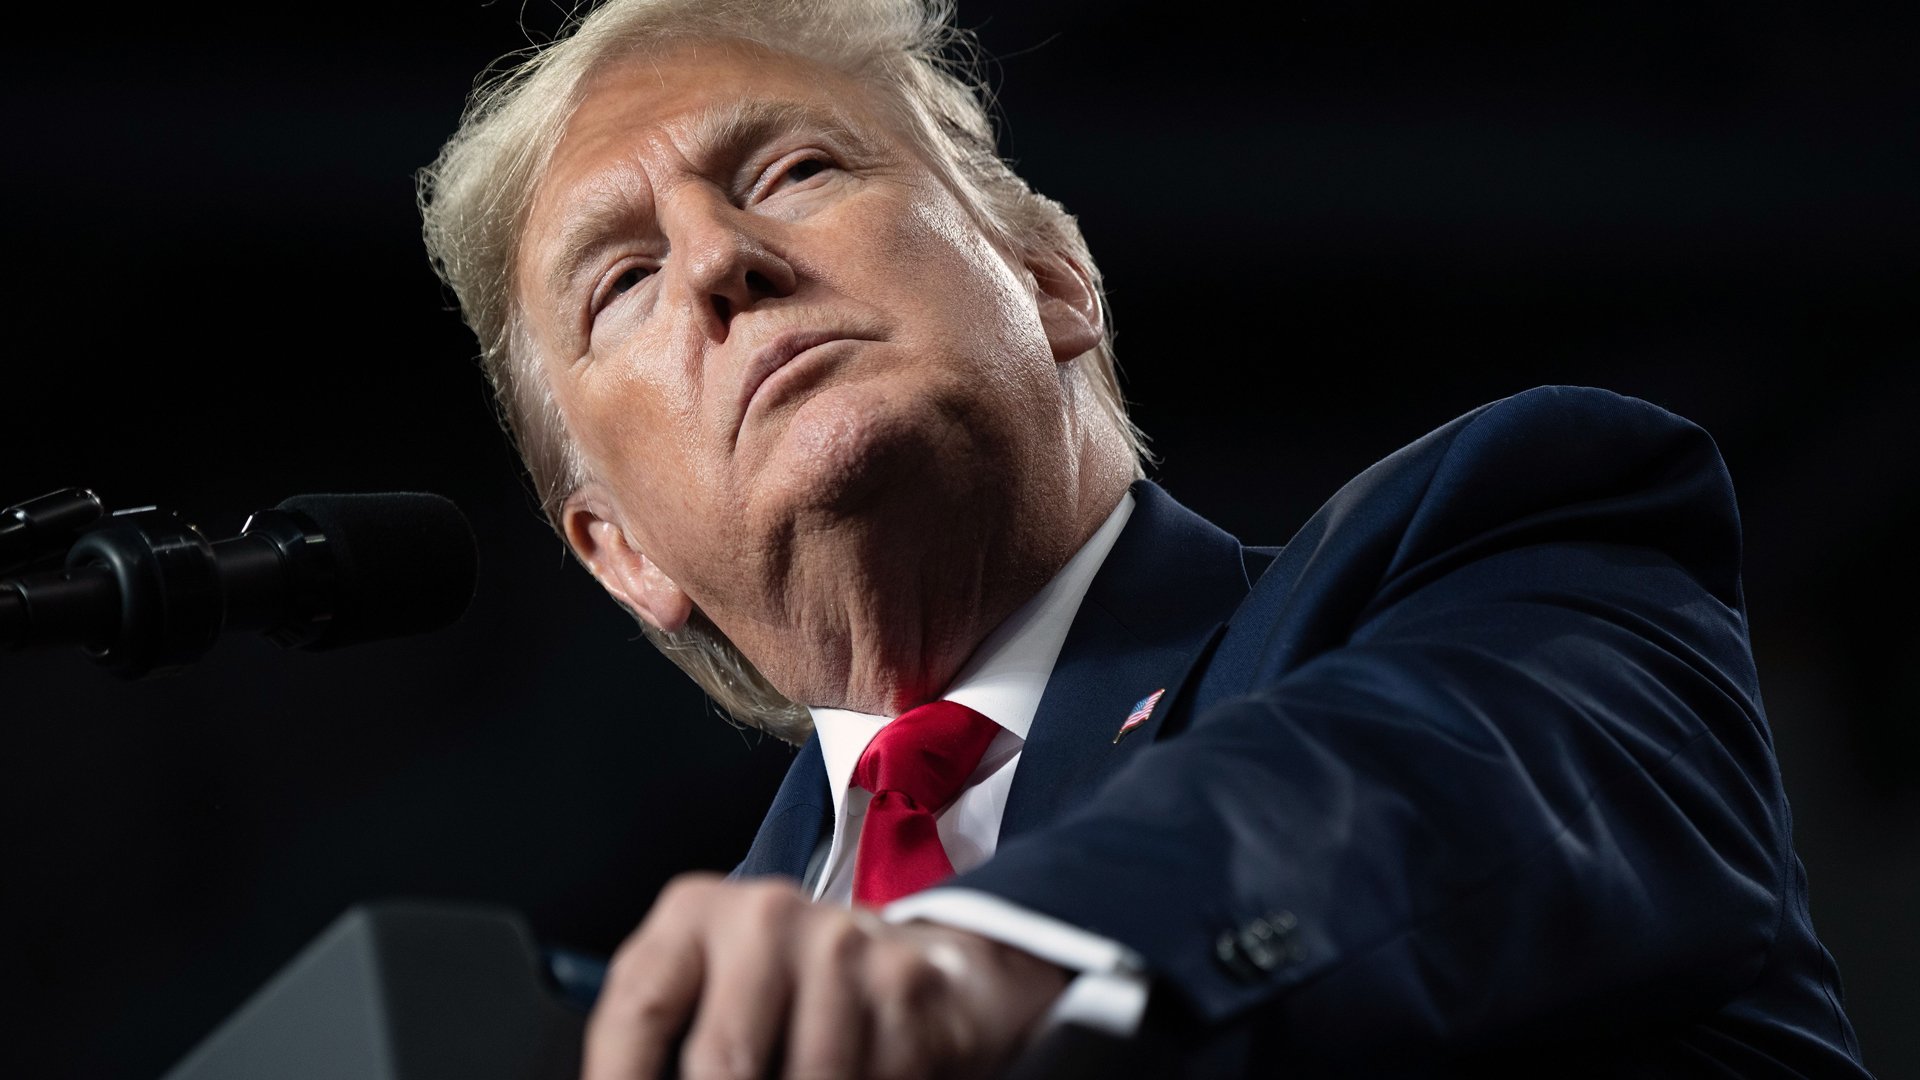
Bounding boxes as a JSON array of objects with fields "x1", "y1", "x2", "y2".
[{"x1": 584, "y1": 873, "x2": 1072, "y2": 1080}]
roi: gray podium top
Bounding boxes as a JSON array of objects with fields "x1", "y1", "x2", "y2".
[{"x1": 163, "y1": 902, "x2": 584, "y2": 1080}]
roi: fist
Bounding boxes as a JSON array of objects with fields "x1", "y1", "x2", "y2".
[{"x1": 584, "y1": 873, "x2": 1070, "y2": 1079}]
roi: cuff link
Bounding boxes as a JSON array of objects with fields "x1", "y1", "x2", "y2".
[{"x1": 1214, "y1": 910, "x2": 1300, "y2": 982}]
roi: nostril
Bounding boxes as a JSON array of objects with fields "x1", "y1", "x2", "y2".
[
  {"x1": 710, "y1": 293, "x2": 732, "y2": 324},
  {"x1": 744, "y1": 269, "x2": 775, "y2": 297}
]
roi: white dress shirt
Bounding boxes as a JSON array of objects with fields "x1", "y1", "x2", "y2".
[{"x1": 806, "y1": 492, "x2": 1149, "y2": 1036}]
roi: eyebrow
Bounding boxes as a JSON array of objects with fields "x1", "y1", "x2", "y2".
[{"x1": 541, "y1": 98, "x2": 876, "y2": 303}]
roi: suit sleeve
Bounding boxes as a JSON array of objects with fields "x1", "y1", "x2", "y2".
[{"x1": 947, "y1": 387, "x2": 1791, "y2": 1063}]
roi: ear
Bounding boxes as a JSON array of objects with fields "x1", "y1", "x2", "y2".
[
  {"x1": 1026, "y1": 250, "x2": 1103, "y2": 364},
  {"x1": 560, "y1": 490, "x2": 693, "y2": 633}
]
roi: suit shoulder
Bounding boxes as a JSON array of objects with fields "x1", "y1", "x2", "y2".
[
  {"x1": 1425, "y1": 385, "x2": 1715, "y2": 472},
  {"x1": 1274, "y1": 386, "x2": 1744, "y2": 613},
  {"x1": 1313, "y1": 386, "x2": 1728, "y2": 522}
]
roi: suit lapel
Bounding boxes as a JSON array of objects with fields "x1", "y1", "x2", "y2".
[
  {"x1": 731, "y1": 735, "x2": 830, "y2": 881},
  {"x1": 735, "y1": 483, "x2": 1259, "y2": 868},
  {"x1": 999, "y1": 481, "x2": 1254, "y2": 842}
]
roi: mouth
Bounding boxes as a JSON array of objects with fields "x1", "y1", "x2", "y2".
[{"x1": 735, "y1": 329, "x2": 866, "y2": 437}]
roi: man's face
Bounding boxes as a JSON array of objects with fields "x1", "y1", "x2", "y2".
[{"x1": 517, "y1": 38, "x2": 1099, "y2": 671}]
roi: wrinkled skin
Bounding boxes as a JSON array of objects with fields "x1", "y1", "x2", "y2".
[{"x1": 513, "y1": 37, "x2": 1133, "y2": 1080}]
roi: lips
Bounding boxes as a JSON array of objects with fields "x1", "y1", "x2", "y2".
[{"x1": 735, "y1": 328, "x2": 861, "y2": 433}]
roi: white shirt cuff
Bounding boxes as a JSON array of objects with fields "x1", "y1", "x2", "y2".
[{"x1": 883, "y1": 887, "x2": 1150, "y2": 1038}]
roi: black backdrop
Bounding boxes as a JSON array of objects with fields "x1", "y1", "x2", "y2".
[{"x1": 6, "y1": 2, "x2": 1916, "y2": 1076}]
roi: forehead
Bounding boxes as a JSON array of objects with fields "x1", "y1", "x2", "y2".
[
  {"x1": 518, "y1": 38, "x2": 903, "y2": 298},
  {"x1": 588, "y1": 41, "x2": 872, "y2": 148},
  {"x1": 538, "y1": 41, "x2": 890, "y2": 214}
]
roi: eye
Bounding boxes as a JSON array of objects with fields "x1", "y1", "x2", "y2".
[
  {"x1": 591, "y1": 260, "x2": 654, "y2": 318},
  {"x1": 783, "y1": 158, "x2": 828, "y2": 184},
  {"x1": 753, "y1": 150, "x2": 836, "y2": 202},
  {"x1": 609, "y1": 265, "x2": 648, "y2": 296}
]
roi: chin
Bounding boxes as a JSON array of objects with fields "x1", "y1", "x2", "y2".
[{"x1": 762, "y1": 386, "x2": 968, "y2": 523}]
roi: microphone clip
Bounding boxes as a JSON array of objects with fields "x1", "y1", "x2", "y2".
[
  {"x1": 0, "y1": 487, "x2": 104, "y2": 576},
  {"x1": 1, "y1": 499, "x2": 337, "y2": 678},
  {"x1": 11, "y1": 508, "x2": 227, "y2": 678}
]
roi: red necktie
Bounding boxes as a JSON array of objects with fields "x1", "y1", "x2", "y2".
[{"x1": 850, "y1": 700, "x2": 1002, "y2": 907}]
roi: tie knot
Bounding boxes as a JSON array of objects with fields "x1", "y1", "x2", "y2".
[{"x1": 852, "y1": 700, "x2": 1000, "y2": 813}]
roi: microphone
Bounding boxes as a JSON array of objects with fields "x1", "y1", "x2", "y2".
[{"x1": 0, "y1": 493, "x2": 478, "y2": 676}]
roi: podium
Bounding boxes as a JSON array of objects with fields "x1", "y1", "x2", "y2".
[
  {"x1": 163, "y1": 902, "x2": 588, "y2": 1080},
  {"x1": 163, "y1": 900, "x2": 1158, "y2": 1079}
]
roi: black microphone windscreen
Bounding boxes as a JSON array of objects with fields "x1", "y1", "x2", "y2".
[{"x1": 274, "y1": 493, "x2": 478, "y2": 649}]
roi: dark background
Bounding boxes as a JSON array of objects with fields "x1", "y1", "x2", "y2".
[{"x1": 5, "y1": 1, "x2": 1915, "y2": 1075}]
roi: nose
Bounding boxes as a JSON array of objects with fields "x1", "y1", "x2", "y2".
[{"x1": 672, "y1": 193, "x2": 797, "y2": 340}]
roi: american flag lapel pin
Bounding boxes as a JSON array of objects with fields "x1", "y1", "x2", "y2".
[{"x1": 1115, "y1": 688, "x2": 1166, "y2": 744}]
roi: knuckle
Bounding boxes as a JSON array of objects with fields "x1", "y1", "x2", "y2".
[
  {"x1": 738, "y1": 878, "x2": 800, "y2": 924},
  {"x1": 593, "y1": 951, "x2": 681, "y2": 1027},
  {"x1": 604, "y1": 935, "x2": 647, "y2": 979},
  {"x1": 601, "y1": 979, "x2": 682, "y2": 1030},
  {"x1": 658, "y1": 870, "x2": 723, "y2": 907}
]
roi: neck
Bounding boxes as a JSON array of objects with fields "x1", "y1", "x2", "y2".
[{"x1": 719, "y1": 420, "x2": 1134, "y2": 715}]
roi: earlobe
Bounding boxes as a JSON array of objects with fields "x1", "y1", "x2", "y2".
[
  {"x1": 1027, "y1": 250, "x2": 1104, "y2": 363},
  {"x1": 561, "y1": 494, "x2": 694, "y2": 633}
]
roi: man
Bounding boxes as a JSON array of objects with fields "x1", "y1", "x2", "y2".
[{"x1": 419, "y1": 1, "x2": 1868, "y2": 1076}]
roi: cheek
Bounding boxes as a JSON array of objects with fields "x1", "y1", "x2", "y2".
[
  {"x1": 828, "y1": 185, "x2": 1043, "y2": 348},
  {"x1": 548, "y1": 353, "x2": 707, "y2": 520},
  {"x1": 909, "y1": 198, "x2": 1053, "y2": 368},
  {"x1": 802, "y1": 190, "x2": 1064, "y2": 445},
  {"x1": 903, "y1": 198, "x2": 1064, "y2": 410}
]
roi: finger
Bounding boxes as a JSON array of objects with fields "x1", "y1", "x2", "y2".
[
  {"x1": 678, "y1": 881, "x2": 804, "y2": 1080},
  {"x1": 782, "y1": 911, "x2": 874, "y2": 1080},
  {"x1": 583, "y1": 876, "x2": 718, "y2": 1080},
  {"x1": 584, "y1": 933, "x2": 703, "y2": 1080}
]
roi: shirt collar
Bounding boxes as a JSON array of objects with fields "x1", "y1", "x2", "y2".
[{"x1": 810, "y1": 492, "x2": 1136, "y2": 809}]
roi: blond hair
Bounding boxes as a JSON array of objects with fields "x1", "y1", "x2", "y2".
[{"x1": 419, "y1": 0, "x2": 1146, "y2": 741}]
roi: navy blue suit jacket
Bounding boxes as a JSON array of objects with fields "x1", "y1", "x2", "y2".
[{"x1": 735, "y1": 386, "x2": 1867, "y2": 1076}]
